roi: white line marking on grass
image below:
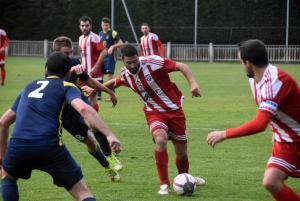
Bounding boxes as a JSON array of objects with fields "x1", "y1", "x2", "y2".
[{"x1": 106, "y1": 122, "x2": 219, "y2": 130}]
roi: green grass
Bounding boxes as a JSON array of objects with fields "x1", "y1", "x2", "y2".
[{"x1": 1, "y1": 57, "x2": 300, "y2": 201}]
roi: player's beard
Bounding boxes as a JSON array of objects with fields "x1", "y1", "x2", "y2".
[
  {"x1": 129, "y1": 62, "x2": 140, "y2": 74},
  {"x1": 246, "y1": 68, "x2": 254, "y2": 78},
  {"x1": 82, "y1": 29, "x2": 91, "y2": 36}
]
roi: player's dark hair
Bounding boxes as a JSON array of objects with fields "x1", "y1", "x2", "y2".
[
  {"x1": 121, "y1": 44, "x2": 138, "y2": 58},
  {"x1": 101, "y1": 17, "x2": 111, "y2": 24},
  {"x1": 53, "y1": 36, "x2": 72, "y2": 51},
  {"x1": 46, "y1": 52, "x2": 71, "y2": 78},
  {"x1": 237, "y1": 39, "x2": 268, "y2": 67},
  {"x1": 141, "y1": 23, "x2": 149, "y2": 28},
  {"x1": 79, "y1": 16, "x2": 92, "y2": 25}
]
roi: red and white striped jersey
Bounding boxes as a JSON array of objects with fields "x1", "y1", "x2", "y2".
[
  {"x1": 116, "y1": 55, "x2": 183, "y2": 112},
  {"x1": 0, "y1": 29, "x2": 10, "y2": 49},
  {"x1": 250, "y1": 64, "x2": 300, "y2": 143},
  {"x1": 140, "y1": 32, "x2": 164, "y2": 57},
  {"x1": 79, "y1": 31, "x2": 105, "y2": 81}
]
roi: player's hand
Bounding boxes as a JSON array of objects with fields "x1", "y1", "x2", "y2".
[
  {"x1": 81, "y1": 86, "x2": 96, "y2": 96},
  {"x1": 0, "y1": 48, "x2": 4, "y2": 53},
  {"x1": 107, "y1": 135, "x2": 122, "y2": 154},
  {"x1": 71, "y1": 64, "x2": 85, "y2": 74},
  {"x1": 190, "y1": 81, "x2": 202, "y2": 98},
  {"x1": 109, "y1": 93, "x2": 118, "y2": 108},
  {"x1": 89, "y1": 66, "x2": 99, "y2": 77},
  {"x1": 107, "y1": 46, "x2": 114, "y2": 55},
  {"x1": 206, "y1": 131, "x2": 226, "y2": 148}
]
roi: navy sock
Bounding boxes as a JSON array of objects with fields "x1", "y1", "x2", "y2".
[
  {"x1": 93, "y1": 130, "x2": 112, "y2": 156},
  {"x1": 89, "y1": 145, "x2": 109, "y2": 167},
  {"x1": 82, "y1": 197, "x2": 96, "y2": 201},
  {"x1": 2, "y1": 178, "x2": 19, "y2": 201}
]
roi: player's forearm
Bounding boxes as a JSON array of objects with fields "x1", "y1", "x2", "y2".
[
  {"x1": 82, "y1": 106, "x2": 115, "y2": 137},
  {"x1": 93, "y1": 50, "x2": 107, "y2": 69},
  {"x1": 113, "y1": 40, "x2": 124, "y2": 48},
  {"x1": 226, "y1": 110, "x2": 272, "y2": 138},
  {"x1": 2, "y1": 37, "x2": 10, "y2": 49},
  {"x1": 85, "y1": 78, "x2": 114, "y2": 95},
  {"x1": 72, "y1": 99, "x2": 115, "y2": 137},
  {"x1": 159, "y1": 44, "x2": 165, "y2": 57},
  {"x1": 176, "y1": 63, "x2": 197, "y2": 85},
  {"x1": 103, "y1": 79, "x2": 119, "y2": 90},
  {"x1": 0, "y1": 109, "x2": 15, "y2": 161}
]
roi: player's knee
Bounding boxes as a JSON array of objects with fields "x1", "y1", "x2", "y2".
[
  {"x1": 155, "y1": 138, "x2": 167, "y2": 150},
  {"x1": 176, "y1": 152, "x2": 188, "y2": 160},
  {"x1": 262, "y1": 177, "x2": 280, "y2": 194}
]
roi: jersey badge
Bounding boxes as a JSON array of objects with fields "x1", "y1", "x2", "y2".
[{"x1": 259, "y1": 100, "x2": 278, "y2": 114}]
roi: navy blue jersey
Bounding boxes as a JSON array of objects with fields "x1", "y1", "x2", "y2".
[
  {"x1": 10, "y1": 76, "x2": 81, "y2": 147},
  {"x1": 99, "y1": 29, "x2": 121, "y2": 61}
]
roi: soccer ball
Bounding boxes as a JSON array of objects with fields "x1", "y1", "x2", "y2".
[{"x1": 173, "y1": 173, "x2": 197, "y2": 196}]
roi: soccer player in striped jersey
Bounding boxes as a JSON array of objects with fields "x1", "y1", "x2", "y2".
[
  {"x1": 103, "y1": 44, "x2": 206, "y2": 194},
  {"x1": 207, "y1": 39, "x2": 300, "y2": 201},
  {"x1": 79, "y1": 16, "x2": 106, "y2": 101},
  {"x1": 0, "y1": 52, "x2": 121, "y2": 201},
  {"x1": 99, "y1": 17, "x2": 123, "y2": 102},
  {"x1": 140, "y1": 23, "x2": 164, "y2": 57},
  {"x1": 78, "y1": 17, "x2": 123, "y2": 172},
  {"x1": 0, "y1": 28, "x2": 10, "y2": 86}
]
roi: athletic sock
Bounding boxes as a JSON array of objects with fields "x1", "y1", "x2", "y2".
[
  {"x1": 98, "y1": 80, "x2": 103, "y2": 97},
  {"x1": 92, "y1": 104, "x2": 99, "y2": 113},
  {"x1": 155, "y1": 150, "x2": 169, "y2": 186},
  {"x1": 175, "y1": 155, "x2": 189, "y2": 174},
  {"x1": 273, "y1": 184, "x2": 300, "y2": 201},
  {"x1": 1, "y1": 69, "x2": 6, "y2": 85},
  {"x1": 2, "y1": 178, "x2": 19, "y2": 201},
  {"x1": 93, "y1": 130, "x2": 112, "y2": 156},
  {"x1": 88, "y1": 145, "x2": 109, "y2": 167}
]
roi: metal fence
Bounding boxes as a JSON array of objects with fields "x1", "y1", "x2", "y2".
[{"x1": 6, "y1": 40, "x2": 300, "y2": 63}]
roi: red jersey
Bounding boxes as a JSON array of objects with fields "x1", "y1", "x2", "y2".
[
  {"x1": 250, "y1": 64, "x2": 300, "y2": 143},
  {"x1": 116, "y1": 55, "x2": 183, "y2": 112},
  {"x1": 0, "y1": 29, "x2": 10, "y2": 49},
  {"x1": 79, "y1": 31, "x2": 105, "y2": 81},
  {"x1": 140, "y1": 32, "x2": 164, "y2": 57},
  {"x1": 0, "y1": 29, "x2": 10, "y2": 64}
]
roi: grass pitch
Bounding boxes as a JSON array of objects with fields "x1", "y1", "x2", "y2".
[{"x1": 1, "y1": 56, "x2": 300, "y2": 201}]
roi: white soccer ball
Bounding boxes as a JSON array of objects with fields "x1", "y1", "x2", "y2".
[{"x1": 173, "y1": 173, "x2": 197, "y2": 196}]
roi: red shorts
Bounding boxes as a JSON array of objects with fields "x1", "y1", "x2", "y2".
[
  {"x1": 145, "y1": 108, "x2": 187, "y2": 144},
  {"x1": 0, "y1": 51, "x2": 5, "y2": 65},
  {"x1": 266, "y1": 142, "x2": 300, "y2": 178}
]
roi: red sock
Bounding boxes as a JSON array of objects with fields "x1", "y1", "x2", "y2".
[
  {"x1": 92, "y1": 104, "x2": 99, "y2": 112},
  {"x1": 154, "y1": 150, "x2": 169, "y2": 186},
  {"x1": 175, "y1": 156, "x2": 189, "y2": 174},
  {"x1": 1, "y1": 69, "x2": 5, "y2": 84},
  {"x1": 273, "y1": 184, "x2": 300, "y2": 201}
]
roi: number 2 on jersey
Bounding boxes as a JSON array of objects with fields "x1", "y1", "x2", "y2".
[{"x1": 28, "y1": 81, "x2": 49, "y2": 98}]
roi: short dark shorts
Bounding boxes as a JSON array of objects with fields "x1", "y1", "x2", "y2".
[
  {"x1": 101, "y1": 59, "x2": 116, "y2": 75},
  {"x1": 62, "y1": 95, "x2": 92, "y2": 142},
  {"x1": 2, "y1": 145, "x2": 83, "y2": 191}
]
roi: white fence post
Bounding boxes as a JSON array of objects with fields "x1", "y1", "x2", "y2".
[
  {"x1": 167, "y1": 42, "x2": 171, "y2": 59},
  {"x1": 209, "y1": 42, "x2": 214, "y2": 63},
  {"x1": 44, "y1": 39, "x2": 48, "y2": 58}
]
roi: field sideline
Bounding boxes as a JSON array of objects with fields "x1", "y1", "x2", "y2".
[{"x1": 1, "y1": 56, "x2": 300, "y2": 201}]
